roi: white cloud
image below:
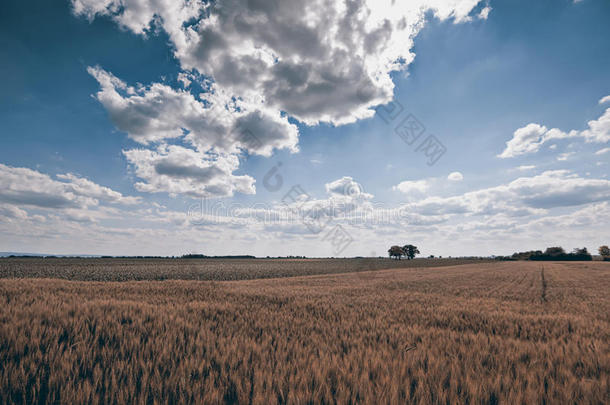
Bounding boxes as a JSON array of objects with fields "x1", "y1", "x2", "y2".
[
  {"x1": 557, "y1": 152, "x2": 575, "y2": 161},
  {"x1": 88, "y1": 66, "x2": 299, "y2": 156},
  {"x1": 0, "y1": 163, "x2": 143, "y2": 231},
  {"x1": 515, "y1": 165, "x2": 536, "y2": 171},
  {"x1": 177, "y1": 72, "x2": 192, "y2": 88},
  {"x1": 478, "y1": 6, "x2": 491, "y2": 19},
  {"x1": 404, "y1": 170, "x2": 610, "y2": 217},
  {"x1": 325, "y1": 176, "x2": 373, "y2": 200},
  {"x1": 77, "y1": 1, "x2": 491, "y2": 199},
  {"x1": 56, "y1": 173, "x2": 140, "y2": 205},
  {"x1": 581, "y1": 107, "x2": 610, "y2": 143},
  {"x1": 595, "y1": 147, "x2": 610, "y2": 155},
  {"x1": 123, "y1": 145, "x2": 256, "y2": 198},
  {"x1": 499, "y1": 102, "x2": 610, "y2": 158},
  {"x1": 599, "y1": 95, "x2": 610, "y2": 104},
  {"x1": 393, "y1": 179, "x2": 429, "y2": 194},
  {"x1": 88, "y1": 66, "x2": 299, "y2": 197},
  {"x1": 498, "y1": 123, "x2": 549, "y2": 158},
  {"x1": 0, "y1": 204, "x2": 30, "y2": 220},
  {"x1": 71, "y1": 0, "x2": 202, "y2": 39},
  {"x1": 2, "y1": 167, "x2": 609, "y2": 257},
  {"x1": 0, "y1": 164, "x2": 92, "y2": 209},
  {"x1": 76, "y1": 0, "x2": 487, "y2": 126},
  {"x1": 0, "y1": 163, "x2": 138, "y2": 209},
  {"x1": 447, "y1": 171, "x2": 464, "y2": 181}
]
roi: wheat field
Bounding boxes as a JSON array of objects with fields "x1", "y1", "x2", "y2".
[
  {"x1": 0, "y1": 257, "x2": 490, "y2": 281},
  {"x1": 1, "y1": 261, "x2": 609, "y2": 404}
]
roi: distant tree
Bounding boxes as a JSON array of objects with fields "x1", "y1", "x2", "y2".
[
  {"x1": 544, "y1": 247, "x2": 565, "y2": 256},
  {"x1": 402, "y1": 244, "x2": 420, "y2": 260},
  {"x1": 599, "y1": 245, "x2": 610, "y2": 257},
  {"x1": 572, "y1": 247, "x2": 589, "y2": 255},
  {"x1": 570, "y1": 247, "x2": 593, "y2": 261},
  {"x1": 388, "y1": 245, "x2": 404, "y2": 260},
  {"x1": 512, "y1": 250, "x2": 542, "y2": 260}
]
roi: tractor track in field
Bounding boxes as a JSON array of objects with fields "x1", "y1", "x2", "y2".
[{"x1": 540, "y1": 264, "x2": 548, "y2": 303}]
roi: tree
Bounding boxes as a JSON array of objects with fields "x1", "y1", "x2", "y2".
[
  {"x1": 599, "y1": 245, "x2": 610, "y2": 257},
  {"x1": 544, "y1": 246, "x2": 565, "y2": 256},
  {"x1": 511, "y1": 250, "x2": 542, "y2": 260},
  {"x1": 402, "y1": 244, "x2": 420, "y2": 260},
  {"x1": 572, "y1": 247, "x2": 589, "y2": 255},
  {"x1": 388, "y1": 245, "x2": 404, "y2": 260},
  {"x1": 571, "y1": 247, "x2": 592, "y2": 261}
]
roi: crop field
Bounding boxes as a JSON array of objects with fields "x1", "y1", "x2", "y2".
[
  {"x1": 0, "y1": 257, "x2": 491, "y2": 281},
  {"x1": 1, "y1": 261, "x2": 609, "y2": 404}
]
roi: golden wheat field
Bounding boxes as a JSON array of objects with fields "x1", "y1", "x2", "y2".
[{"x1": 1, "y1": 260, "x2": 609, "y2": 404}]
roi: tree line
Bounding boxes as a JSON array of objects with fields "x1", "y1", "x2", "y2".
[
  {"x1": 385, "y1": 245, "x2": 610, "y2": 262},
  {"x1": 498, "y1": 245, "x2": 610, "y2": 261}
]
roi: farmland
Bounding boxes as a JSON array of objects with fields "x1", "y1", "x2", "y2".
[
  {"x1": 0, "y1": 257, "x2": 490, "y2": 281},
  {"x1": 1, "y1": 260, "x2": 609, "y2": 403}
]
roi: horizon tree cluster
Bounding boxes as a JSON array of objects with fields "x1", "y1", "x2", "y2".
[
  {"x1": 388, "y1": 244, "x2": 420, "y2": 260},
  {"x1": 502, "y1": 246, "x2": 601, "y2": 261}
]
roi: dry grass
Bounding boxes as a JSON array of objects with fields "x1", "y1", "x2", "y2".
[
  {"x1": 0, "y1": 257, "x2": 490, "y2": 281},
  {"x1": 1, "y1": 261, "x2": 609, "y2": 404}
]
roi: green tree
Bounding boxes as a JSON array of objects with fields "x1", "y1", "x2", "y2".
[
  {"x1": 402, "y1": 244, "x2": 420, "y2": 260},
  {"x1": 544, "y1": 246, "x2": 565, "y2": 256},
  {"x1": 599, "y1": 245, "x2": 610, "y2": 257},
  {"x1": 388, "y1": 245, "x2": 404, "y2": 260},
  {"x1": 572, "y1": 247, "x2": 589, "y2": 255}
]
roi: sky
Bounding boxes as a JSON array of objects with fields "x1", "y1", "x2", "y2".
[{"x1": 0, "y1": 0, "x2": 609, "y2": 257}]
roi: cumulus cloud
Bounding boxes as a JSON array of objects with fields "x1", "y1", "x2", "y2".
[
  {"x1": 2, "y1": 167, "x2": 608, "y2": 257},
  {"x1": 499, "y1": 102, "x2": 610, "y2": 158},
  {"x1": 180, "y1": 170, "x2": 610, "y2": 243},
  {"x1": 447, "y1": 171, "x2": 463, "y2": 181},
  {"x1": 88, "y1": 66, "x2": 299, "y2": 156},
  {"x1": 393, "y1": 180, "x2": 429, "y2": 194},
  {"x1": 0, "y1": 204, "x2": 30, "y2": 220},
  {"x1": 123, "y1": 145, "x2": 255, "y2": 198},
  {"x1": 581, "y1": 107, "x2": 610, "y2": 143},
  {"x1": 498, "y1": 123, "x2": 556, "y2": 158},
  {"x1": 524, "y1": 201, "x2": 609, "y2": 230},
  {"x1": 0, "y1": 163, "x2": 138, "y2": 209},
  {"x1": 599, "y1": 95, "x2": 610, "y2": 104},
  {"x1": 404, "y1": 170, "x2": 610, "y2": 217},
  {"x1": 88, "y1": 66, "x2": 299, "y2": 197},
  {"x1": 77, "y1": 1, "x2": 490, "y2": 198},
  {"x1": 325, "y1": 176, "x2": 373, "y2": 200},
  {"x1": 76, "y1": 0, "x2": 487, "y2": 126},
  {"x1": 0, "y1": 162, "x2": 142, "y2": 230},
  {"x1": 71, "y1": 0, "x2": 202, "y2": 38},
  {"x1": 56, "y1": 173, "x2": 140, "y2": 205}
]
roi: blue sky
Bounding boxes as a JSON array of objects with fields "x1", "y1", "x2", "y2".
[{"x1": 1, "y1": 0, "x2": 609, "y2": 256}]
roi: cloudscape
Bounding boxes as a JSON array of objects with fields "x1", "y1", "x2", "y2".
[
  {"x1": 1, "y1": 0, "x2": 609, "y2": 257},
  {"x1": 2, "y1": 1, "x2": 610, "y2": 404}
]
